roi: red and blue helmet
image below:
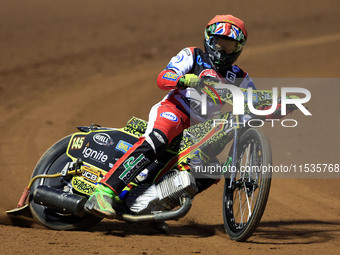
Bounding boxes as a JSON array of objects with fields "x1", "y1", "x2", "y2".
[{"x1": 204, "y1": 15, "x2": 247, "y2": 73}]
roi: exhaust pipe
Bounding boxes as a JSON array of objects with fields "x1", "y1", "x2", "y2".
[
  {"x1": 119, "y1": 196, "x2": 192, "y2": 222},
  {"x1": 33, "y1": 186, "x2": 192, "y2": 222},
  {"x1": 32, "y1": 186, "x2": 87, "y2": 217}
]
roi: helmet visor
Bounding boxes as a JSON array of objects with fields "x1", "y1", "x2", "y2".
[{"x1": 211, "y1": 37, "x2": 243, "y2": 54}]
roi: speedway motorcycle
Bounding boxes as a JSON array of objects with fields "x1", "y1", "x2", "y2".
[{"x1": 7, "y1": 83, "x2": 298, "y2": 242}]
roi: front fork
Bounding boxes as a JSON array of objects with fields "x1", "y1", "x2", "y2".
[
  {"x1": 220, "y1": 127, "x2": 239, "y2": 189},
  {"x1": 228, "y1": 128, "x2": 238, "y2": 189}
]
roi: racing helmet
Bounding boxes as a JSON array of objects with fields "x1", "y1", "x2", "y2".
[{"x1": 204, "y1": 15, "x2": 247, "y2": 73}]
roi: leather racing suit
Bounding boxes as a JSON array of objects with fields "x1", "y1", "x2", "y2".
[{"x1": 100, "y1": 47, "x2": 255, "y2": 195}]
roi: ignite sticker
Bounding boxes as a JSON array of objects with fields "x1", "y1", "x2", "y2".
[{"x1": 82, "y1": 147, "x2": 108, "y2": 164}]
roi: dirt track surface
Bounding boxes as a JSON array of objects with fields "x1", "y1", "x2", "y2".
[{"x1": 1, "y1": 0, "x2": 340, "y2": 254}]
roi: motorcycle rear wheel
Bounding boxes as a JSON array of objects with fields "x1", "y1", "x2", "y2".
[
  {"x1": 29, "y1": 135, "x2": 102, "y2": 230},
  {"x1": 223, "y1": 128, "x2": 272, "y2": 241}
]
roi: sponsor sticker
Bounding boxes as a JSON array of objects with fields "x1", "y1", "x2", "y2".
[
  {"x1": 162, "y1": 72, "x2": 179, "y2": 81},
  {"x1": 226, "y1": 71, "x2": 236, "y2": 83},
  {"x1": 82, "y1": 147, "x2": 108, "y2": 164},
  {"x1": 119, "y1": 155, "x2": 150, "y2": 183},
  {"x1": 136, "y1": 169, "x2": 149, "y2": 182},
  {"x1": 81, "y1": 165, "x2": 100, "y2": 183},
  {"x1": 115, "y1": 140, "x2": 133, "y2": 154},
  {"x1": 160, "y1": 112, "x2": 178, "y2": 122},
  {"x1": 93, "y1": 133, "x2": 114, "y2": 146}
]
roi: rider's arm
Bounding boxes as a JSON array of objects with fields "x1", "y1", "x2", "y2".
[
  {"x1": 157, "y1": 48, "x2": 195, "y2": 90},
  {"x1": 157, "y1": 70, "x2": 181, "y2": 90}
]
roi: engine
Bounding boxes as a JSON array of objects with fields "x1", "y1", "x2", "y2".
[{"x1": 125, "y1": 170, "x2": 198, "y2": 214}]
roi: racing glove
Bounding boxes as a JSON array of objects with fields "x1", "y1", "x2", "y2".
[{"x1": 177, "y1": 74, "x2": 200, "y2": 89}]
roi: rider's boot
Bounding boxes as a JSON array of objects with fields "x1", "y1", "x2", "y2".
[{"x1": 84, "y1": 184, "x2": 117, "y2": 219}]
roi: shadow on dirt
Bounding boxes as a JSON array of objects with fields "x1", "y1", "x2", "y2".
[
  {"x1": 4, "y1": 214, "x2": 218, "y2": 237},
  {"x1": 5, "y1": 213, "x2": 340, "y2": 243},
  {"x1": 247, "y1": 220, "x2": 340, "y2": 245},
  {"x1": 4, "y1": 207, "x2": 218, "y2": 237},
  {"x1": 88, "y1": 220, "x2": 218, "y2": 238}
]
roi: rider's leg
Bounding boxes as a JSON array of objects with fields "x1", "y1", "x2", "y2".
[
  {"x1": 85, "y1": 101, "x2": 189, "y2": 218},
  {"x1": 101, "y1": 128, "x2": 168, "y2": 194},
  {"x1": 84, "y1": 130, "x2": 167, "y2": 219}
]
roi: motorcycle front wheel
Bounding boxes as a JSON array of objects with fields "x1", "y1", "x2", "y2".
[
  {"x1": 223, "y1": 128, "x2": 272, "y2": 241},
  {"x1": 29, "y1": 135, "x2": 102, "y2": 230}
]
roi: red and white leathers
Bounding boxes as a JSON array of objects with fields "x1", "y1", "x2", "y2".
[{"x1": 101, "y1": 47, "x2": 255, "y2": 195}]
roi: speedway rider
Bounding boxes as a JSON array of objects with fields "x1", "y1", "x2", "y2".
[{"x1": 85, "y1": 14, "x2": 256, "y2": 218}]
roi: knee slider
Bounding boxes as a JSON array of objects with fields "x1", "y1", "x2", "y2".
[{"x1": 145, "y1": 129, "x2": 169, "y2": 159}]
